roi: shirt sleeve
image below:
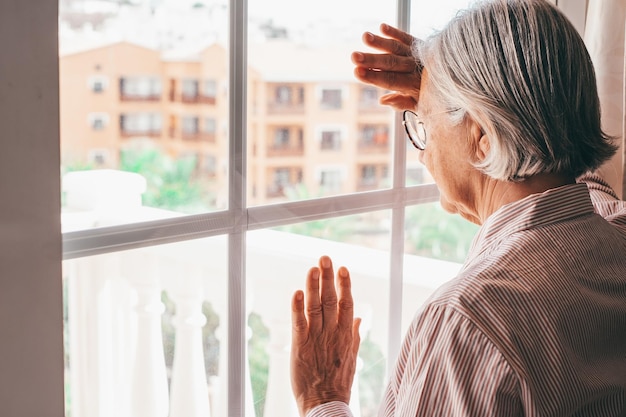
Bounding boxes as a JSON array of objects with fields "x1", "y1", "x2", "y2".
[
  {"x1": 379, "y1": 304, "x2": 523, "y2": 417},
  {"x1": 306, "y1": 401, "x2": 353, "y2": 417}
]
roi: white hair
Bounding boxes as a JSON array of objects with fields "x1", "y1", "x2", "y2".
[{"x1": 415, "y1": 0, "x2": 617, "y2": 181}]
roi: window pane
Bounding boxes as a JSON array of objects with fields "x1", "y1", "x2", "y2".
[
  {"x1": 59, "y1": 0, "x2": 229, "y2": 230},
  {"x1": 247, "y1": 211, "x2": 391, "y2": 417},
  {"x1": 247, "y1": 0, "x2": 396, "y2": 204},
  {"x1": 62, "y1": 237, "x2": 227, "y2": 417}
]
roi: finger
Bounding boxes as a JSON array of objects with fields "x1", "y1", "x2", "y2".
[
  {"x1": 305, "y1": 267, "x2": 323, "y2": 335},
  {"x1": 362, "y1": 31, "x2": 413, "y2": 56},
  {"x1": 380, "y1": 93, "x2": 419, "y2": 111},
  {"x1": 336, "y1": 266, "x2": 354, "y2": 331},
  {"x1": 379, "y1": 23, "x2": 416, "y2": 46},
  {"x1": 354, "y1": 67, "x2": 422, "y2": 94},
  {"x1": 291, "y1": 290, "x2": 308, "y2": 346},
  {"x1": 351, "y1": 52, "x2": 417, "y2": 73},
  {"x1": 319, "y1": 256, "x2": 338, "y2": 329},
  {"x1": 352, "y1": 318, "x2": 361, "y2": 356}
]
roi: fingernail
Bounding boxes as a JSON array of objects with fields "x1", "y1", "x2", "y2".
[
  {"x1": 381, "y1": 23, "x2": 388, "y2": 31},
  {"x1": 321, "y1": 256, "x2": 331, "y2": 268},
  {"x1": 355, "y1": 67, "x2": 367, "y2": 77},
  {"x1": 339, "y1": 267, "x2": 348, "y2": 278},
  {"x1": 296, "y1": 292, "x2": 303, "y2": 301},
  {"x1": 364, "y1": 32, "x2": 374, "y2": 42},
  {"x1": 353, "y1": 52, "x2": 364, "y2": 63}
]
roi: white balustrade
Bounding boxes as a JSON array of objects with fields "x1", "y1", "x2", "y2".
[
  {"x1": 127, "y1": 256, "x2": 169, "y2": 417},
  {"x1": 168, "y1": 266, "x2": 211, "y2": 417}
]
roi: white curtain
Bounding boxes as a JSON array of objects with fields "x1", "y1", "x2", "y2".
[{"x1": 584, "y1": 0, "x2": 626, "y2": 199}]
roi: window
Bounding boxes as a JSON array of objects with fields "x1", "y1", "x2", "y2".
[
  {"x1": 119, "y1": 76, "x2": 162, "y2": 100},
  {"x1": 203, "y1": 79, "x2": 217, "y2": 100},
  {"x1": 54, "y1": 1, "x2": 481, "y2": 417},
  {"x1": 273, "y1": 127, "x2": 290, "y2": 147},
  {"x1": 87, "y1": 149, "x2": 110, "y2": 166},
  {"x1": 275, "y1": 85, "x2": 291, "y2": 103},
  {"x1": 119, "y1": 112, "x2": 162, "y2": 136},
  {"x1": 182, "y1": 78, "x2": 200, "y2": 101},
  {"x1": 182, "y1": 115, "x2": 200, "y2": 135},
  {"x1": 320, "y1": 130, "x2": 341, "y2": 150},
  {"x1": 320, "y1": 87, "x2": 342, "y2": 109},
  {"x1": 88, "y1": 75, "x2": 108, "y2": 93},
  {"x1": 88, "y1": 112, "x2": 109, "y2": 130}
]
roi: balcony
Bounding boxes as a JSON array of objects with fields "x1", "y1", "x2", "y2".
[
  {"x1": 266, "y1": 144, "x2": 304, "y2": 157},
  {"x1": 120, "y1": 129, "x2": 162, "y2": 138},
  {"x1": 61, "y1": 170, "x2": 461, "y2": 417},
  {"x1": 120, "y1": 93, "x2": 162, "y2": 102},
  {"x1": 267, "y1": 102, "x2": 305, "y2": 115}
]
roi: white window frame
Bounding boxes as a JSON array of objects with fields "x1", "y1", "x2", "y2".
[{"x1": 60, "y1": 2, "x2": 422, "y2": 414}]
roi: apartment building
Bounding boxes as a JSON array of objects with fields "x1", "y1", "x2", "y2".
[{"x1": 60, "y1": 40, "x2": 397, "y2": 206}]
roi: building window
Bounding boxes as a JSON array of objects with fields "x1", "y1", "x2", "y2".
[
  {"x1": 361, "y1": 164, "x2": 377, "y2": 185},
  {"x1": 119, "y1": 76, "x2": 162, "y2": 101},
  {"x1": 203, "y1": 79, "x2": 217, "y2": 100},
  {"x1": 320, "y1": 130, "x2": 341, "y2": 150},
  {"x1": 274, "y1": 128, "x2": 290, "y2": 148},
  {"x1": 204, "y1": 117, "x2": 216, "y2": 134},
  {"x1": 202, "y1": 154, "x2": 217, "y2": 176},
  {"x1": 319, "y1": 169, "x2": 342, "y2": 191},
  {"x1": 320, "y1": 88, "x2": 342, "y2": 109},
  {"x1": 88, "y1": 112, "x2": 109, "y2": 130},
  {"x1": 182, "y1": 116, "x2": 200, "y2": 135},
  {"x1": 182, "y1": 79, "x2": 200, "y2": 102},
  {"x1": 359, "y1": 86, "x2": 379, "y2": 106},
  {"x1": 360, "y1": 125, "x2": 389, "y2": 147},
  {"x1": 119, "y1": 112, "x2": 162, "y2": 136},
  {"x1": 275, "y1": 85, "x2": 291, "y2": 104},
  {"x1": 88, "y1": 75, "x2": 108, "y2": 93},
  {"x1": 87, "y1": 149, "x2": 110, "y2": 166}
]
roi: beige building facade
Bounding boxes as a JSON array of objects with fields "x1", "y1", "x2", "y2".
[{"x1": 60, "y1": 41, "x2": 397, "y2": 206}]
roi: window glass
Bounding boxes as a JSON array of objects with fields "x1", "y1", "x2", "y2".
[
  {"x1": 59, "y1": 0, "x2": 229, "y2": 226},
  {"x1": 248, "y1": 211, "x2": 391, "y2": 417},
  {"x1": 247, "y1": 0, "x2": 396, "y2": 205},
  {"x1": 62, "y1": 237, "x2": 227, "y2": 417}
]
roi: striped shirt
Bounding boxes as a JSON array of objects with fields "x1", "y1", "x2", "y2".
[{"x1": 309, "y1": 174, "x2": 626, "y2": 417}]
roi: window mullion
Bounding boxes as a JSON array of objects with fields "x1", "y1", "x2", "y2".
[
  {"x1": 387, "y1": 0, "x2": 412, "y2": 375},
  {"x1": 228, "y1": 0, "x2": 248, "y2": 415}
]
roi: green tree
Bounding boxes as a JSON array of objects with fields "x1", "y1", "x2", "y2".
[
  {"x1": 120, "y1": 148, "x2": 213, "y2": 212},
  {"x1": 405, "y1": 203, "x2": 479, "y2": 263}
]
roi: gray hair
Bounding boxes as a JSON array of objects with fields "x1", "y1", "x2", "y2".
[{"x1": 415, "y1": 0, "x2": 618, "y2": 181}]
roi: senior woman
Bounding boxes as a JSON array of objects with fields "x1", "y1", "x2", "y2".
[{"x1": 290, "y1": 0, "x2": 626, "y2": 416}]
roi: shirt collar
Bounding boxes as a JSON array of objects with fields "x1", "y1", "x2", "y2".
[{"x1": 463, "y1": 183, "x2": 595, "y2": 267}]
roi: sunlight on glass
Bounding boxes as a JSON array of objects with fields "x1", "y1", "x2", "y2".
[
  {"x1": 59, "y1": 0, "x2": 229, "y2": 227},
  {"x1": 247, "y1": 0, "x2": 396, "y2": 205},
  {"x1": 248, "y1": 215, "x2": 391, "y2": 417},
  {"x1": 62, "y1": 236, "x2": 227, "y2": 417}
]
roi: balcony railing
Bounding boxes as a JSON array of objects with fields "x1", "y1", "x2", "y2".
[
  {"x1": 120, "y1": 93, "x2": 162, "y2": 102},
  {"x1": 266, "y1": 145, "x2": 304, "y2": 157},
  {"x1": 267, "y1": 102, "x2": 305, "y2": 114},
  {"x1": 61, "y1": 169, "x2": 461, "y2": 417}
]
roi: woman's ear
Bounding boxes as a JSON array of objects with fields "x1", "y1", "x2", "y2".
[{"x1": 470, "y1": 121, "x2": 489, "y2": 161}]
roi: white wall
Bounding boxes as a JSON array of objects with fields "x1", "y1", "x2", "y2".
[{"x1": 0, "y1": 1, "x2": 64, "y2": 416}]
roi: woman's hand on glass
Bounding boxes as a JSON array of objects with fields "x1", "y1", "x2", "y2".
[
  {"x1": 291, "y1": 256, "x2": 361, "y2": 417},
  {"x1": 352, "y1": 23, "x2": 422, "y2": 111}
]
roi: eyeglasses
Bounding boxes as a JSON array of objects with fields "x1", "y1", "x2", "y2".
[
  {"x1": 402, "y1": 110, "x2": 427, "y2": 150},
  {"x1": 402, "y1": 108, "x2": 461, "y2": 151}
]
